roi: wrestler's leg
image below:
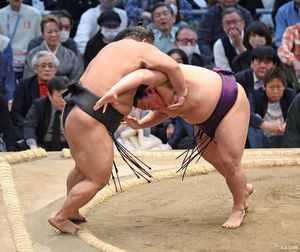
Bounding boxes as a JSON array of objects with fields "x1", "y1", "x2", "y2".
[
  {"x1": 201, "y1": 142, "x2": 253, "y2": 211},
  {"x1": 49, "y1": 108, "x2": 114, "y2": 234},
  {"x1": 207, "y1": 86, "x2": 253, "y2": 229}
]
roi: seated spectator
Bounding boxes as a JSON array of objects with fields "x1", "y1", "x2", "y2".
[
  {"x1": 232, "y1": 21, "x2": 273, "y2": 73},
  {"x1": 167, "y1": 48, "x2": 189, "y2": 64},
  {"x1": 164, "y1": 0, "x2": 193, "y2": 27},
  {"x1": 0, "y1": 0, "x2": 42, "y2": 79},
  {"x1": 248, "y1": 68, "x2": 297, "y2": 148},
  {"x1": 174, "y1": 25, "x2": 212, "y2": 67},
  {"x1": 0, "y1": 34, "x2": 16, "y2": 110},
  {"x1": 24, "y1": 15, "x2": 81, "y2": 82},
  {"x1": 27, "y1": 10, "x2": 78, "y2": 55},
  {"x1": 213, "y1": 7, "x2": 246, "y2": 71},
  {"x1": 278, "y1": 22, "x2": 300, "y2": 92},
  {"x1": 152, "y1": 3, "x2": 179, "y2": 53},
  {"x1": 11, "y1": 51, "x2": 59, "y2": 141},
  {"x1": 236, "y1": 45, "x2": 278, "y2": 97},
  {"x1": 24, "y1": 77, "x2": 68, "y2": 151},
  {"x1": 125, "y1": 0, "x2": 193, "y2": 26},
  {"x1": 84, "y1": 10, "x2": 121, "y2": 69},
  {"x1": 274, "y1": 0, "x2": 300, "y2": 48},
  {"x1": 74, "y1": 0, "x2": 128, "y2": 55},
  {"x1": 282, "y1": 92, "x2": 300, "y2": 147},
  {"x1": 197, "y1": 0, "x2": 253, "y2": 62},
  {"x1": 0, "y1": 94, "x2": 17, "y2": 152}
]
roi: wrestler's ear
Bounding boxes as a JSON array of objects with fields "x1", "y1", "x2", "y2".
[{"x1": 145, "y1": 86, "x2": 155, "y2": 95}]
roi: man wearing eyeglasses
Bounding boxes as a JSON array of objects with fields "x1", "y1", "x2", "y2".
[
  {"x1": 213, "y1": 7, "x2": 246, "y2": 72},
  {"x1": 11, "y1": 50, "x2": 59, "y2": 144},
  {"x1": 174, "y1": 25, "x2": 211, "y2": 67}
]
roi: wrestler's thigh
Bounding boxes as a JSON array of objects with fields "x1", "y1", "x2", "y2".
[
  {"x1": 214, "y1": 85, "x2": 250, "y2": 163},
  {"x1": 64, "y1": 107, "x2": 114, "y2": 184}
]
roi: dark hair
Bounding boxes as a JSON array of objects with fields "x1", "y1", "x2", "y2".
[
  {"x1": 251, "y1": 45, "x2": 278, "y2": 63},
  {"x1": 48, "y1": 77, "x2": 67, "y2": 95},
  {"x1": 51, "y1": 9, "x2": 74, "y2": 27},
  {"x1": 167, "y1": 48, "x2": 189, "y2": 64},
  {"x1": 175, "y1": 25, "x2": 197, "y2": 39},
  {"x1": 263, "y1": 68, "x2": 287, "y2": 87},
  {"x1": 133, "y1": 85, "x2": 148, "y2": 107},
  {"x1": 222, "y1": 7, "x2": 244, "y2": 20},
  {"x1": 119, "y1": 25, "x2": 155, "y2": 43},
  {"x1": 243, "y1": 21, "x2": 272, "y2": 50},
  {"x1": 151, "y1": 3, "x2": 174, "y2": 18}
]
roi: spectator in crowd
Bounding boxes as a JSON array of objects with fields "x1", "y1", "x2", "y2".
[
  {"x1": 24, "y1": 77, "x2": 68, "y2": 151},
  {"x1": 282, "y1": 92, "x2": 300, "y2": 147},
  {"x1": 74, "y1": 0, "x2": 128, "y2": 55},
  {"x1": 11, "y1": 51, "x2": 58, "y2": 141},
  {"x1": 167, "y1": 47, "x2": 189, "y2": 63},
  {"x1": 23, "y1": 15, "x2": 81, "y2": 82},
  {"x1": 0, "y1": 94, "x2": 17, "y2": 151},
  {"x1": 213, "y1": 7, "x2": 246, "y2": 71},
  {"x1": 271, "y1": 0, "x2": 291, "y2": 28},
  {"x1": 46, "y1": 0, "x2": 99, "y2": 37},
  {"x1": 164, "y1": 0, "x2": 193, "y2": 26},
  {"x1": 84, "y1": 10, "x2": 121, "y2": 69},
  {"x1": 197, "y1": 0, "x2": 253, "y2": 62},
  {"x1": 0, "y1": 0, "x2": 42, "y2": 79},
  {"x1": 174, "y1": 25, "x2": 212, "y2": 67},
  {"x1": 232, "y1": 21, "x2": 273, "y2": 73},
  {"x1": 239, "y1": 0, "x2": 275, "y2": 28},
  {"x1": 28, "y1": 10, "x2": 78, "y2": 55},
  {"x1": 0, "y1": 34, "x2": 16, "y2": 109},
  {"x1": 274, "y1": 0, "x2": 300, "y2": 48},
  {"x1": 152, "y1": 3, "x2": 179, "y2": 53},
  {"x1": 248, "y1": 68, "x2": 297, "y2": 148},
  {"x1": 125, "y1": 0, "x2": 193, "y2": 26},
  {"x1": 278, "y1": 22, "x2": 300, "y2": 92},
  {"x1": 236, "y1": 46, "x2": 278, "y2": 97}
]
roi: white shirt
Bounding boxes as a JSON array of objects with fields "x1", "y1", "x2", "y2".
[
  {"x1": 74, "y1": 5, "x2": 128, "y2": 54},
  {"x1": 213, "y1": 30, "x2": 244, "y2": 71}
]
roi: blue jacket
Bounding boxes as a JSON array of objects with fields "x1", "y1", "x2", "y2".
[
  {"x1": 0, "y1": 43, "x2": 16, "y2": 101},
  {"x1": 249, "y1": 87, "x2": 297, "y2": 128}
]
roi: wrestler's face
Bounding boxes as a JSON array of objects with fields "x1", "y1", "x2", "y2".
[
  {"x1": 48, "y1": 89, "x2": 67, "y2": 111},
  {"x1": 264, "y1": 78, "x2": 285, "y2": 103},
  {"x1": 251, "y1": 58, "x2": 275, "y2": 80},
  {"x1": 137, "y1": 88, "x2": 165, "y2": 110}
]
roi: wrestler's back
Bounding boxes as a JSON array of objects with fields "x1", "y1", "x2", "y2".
[
  {"x1": 177, "y1": 65, "x2": 223, "y2": 124},
  {"x1": 80, "y1": 39, "x2": 150, "y2": 115}
]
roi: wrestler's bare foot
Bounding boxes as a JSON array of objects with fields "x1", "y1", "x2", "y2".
[
  {"x1": 48, "y1": 212, "x2": 80, "y2": 234},
  {"x1": 244, "y1": 183, "x2": 254, "y2": 210},
  {"x1": 222, "y1": 208, "x2": 245, "y2": 229}
]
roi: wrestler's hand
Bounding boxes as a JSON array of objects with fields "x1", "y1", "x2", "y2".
[
  {"x1": 93, "y1": 90, "x2": 119, "y2": 113},
  {"x1": 124, "y1": 115, "x2": 141, "y2": 129},
  {"x1": 167, "y1": 94, "x2": 186, "y2": 111}
]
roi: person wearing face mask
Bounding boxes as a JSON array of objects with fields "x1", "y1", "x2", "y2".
[
  {"x1": 27, "y1": 9, "x2": 78, "y2": 55},
  {"x1": 84, "y1": 10, "x2": 121, "y2": 69},
  {"x1": 174, "y1": 26, "x2": 212, "y2": 68}
]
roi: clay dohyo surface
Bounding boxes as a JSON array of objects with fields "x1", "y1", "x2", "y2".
[{"x1": 1, "y1": 151, "x2": 300, "y2": 252}]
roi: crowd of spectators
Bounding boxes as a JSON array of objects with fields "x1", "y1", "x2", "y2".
[{"x1": 1, "y1": 0, "x2": 300, "y2": 152}]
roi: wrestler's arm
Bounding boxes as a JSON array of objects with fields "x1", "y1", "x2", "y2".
[
  {"x1": 141, "y1": 44, "x2": 187, "y2": 109},
  {"x1": 94, "y1": 69, "x2": 167, "y2": 112},
  {"x1": 125, "y1": 110, "x2": 169, "y2": 129}
]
